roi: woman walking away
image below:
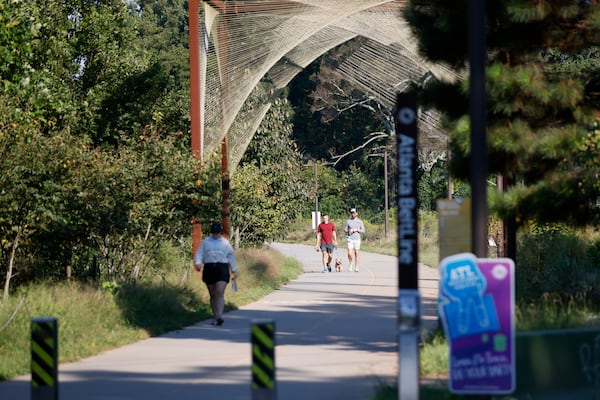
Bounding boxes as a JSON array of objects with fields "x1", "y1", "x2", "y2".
[{"x1": 194, "y1": 221, "x2": 238, "y2": 326}]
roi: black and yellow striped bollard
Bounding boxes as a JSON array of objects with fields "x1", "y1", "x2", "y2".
[
  {"x1": 31, "y1": 317, "x2": 58, "y2": 400},
  {"x1": 251, "y1": 319, "x2": 276, "y2": 400}
]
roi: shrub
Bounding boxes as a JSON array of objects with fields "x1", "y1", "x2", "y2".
[{"x1": 517, "y1": 223, "x2": 600, "y2": 301}]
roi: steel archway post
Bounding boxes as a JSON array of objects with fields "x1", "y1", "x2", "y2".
[{"x1": 189, "y1": 0, "x2": 203, "y2": 256}]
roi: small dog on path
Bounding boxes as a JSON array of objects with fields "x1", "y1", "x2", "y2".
[{"x1": 335, "y1": 258, "x2": 343, "y2": 272}]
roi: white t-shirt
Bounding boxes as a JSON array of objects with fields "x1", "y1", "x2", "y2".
[{"x1": 193, "y1": 235, "x2": 237, "y2": 271}]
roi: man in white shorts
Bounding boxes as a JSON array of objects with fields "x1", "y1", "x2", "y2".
[{"x1": 344, "y1": 208, "x2": 365, "y2": 272}]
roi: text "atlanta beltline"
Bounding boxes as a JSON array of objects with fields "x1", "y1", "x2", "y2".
[{"x1": 398, "y1": 132, "x2": 417, "y2": 265}]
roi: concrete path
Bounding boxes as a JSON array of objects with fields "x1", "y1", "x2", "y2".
[{"x1": 0, "y1": 243, "x2": 439, "y2": 400}]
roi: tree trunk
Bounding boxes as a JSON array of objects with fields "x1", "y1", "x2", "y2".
[
  {"x1": 504, "y1": 214, "x2": 517, "y2": 262},
  {"x1": 3, "y1": 229, "x2": 21, "y2": 302},
  {"x1": 65, "y1": 246, "x2": 73, "y2": 280},
  {"x1": 499, "y1": 174, "x2": 517, "y2": 262}
]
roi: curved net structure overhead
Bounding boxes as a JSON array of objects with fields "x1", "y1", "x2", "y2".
[{"x1": 196, "y1": 0, "x2": 459, "y2": 170}]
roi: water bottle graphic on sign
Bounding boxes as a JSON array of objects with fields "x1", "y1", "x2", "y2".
[{"x1": 440, "y1": 253, "x2": 499, "y2": 339}]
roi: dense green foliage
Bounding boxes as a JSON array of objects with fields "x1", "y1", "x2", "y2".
[
  {"x1": 286, "y1": 37, "x2": 478, "y2": 219},
  {"x1": 516, "y1": 223, "x2": 600, "y2": 302},
  {"x1": 289, "y1": 42, "x2": 391, "y2": 170},
  {"x1": 233, "y1": 98, "x2": 310, "y2": 244},
  {"x1": 0, "y1": 128, "x2": 202, "y2": 288},
  {"x1": 287, "y1": 42, "x2": 399, "y2": 218},
  {"x1": 0, "y1": 0, "x2": 224, "y2": 296},
  {"x1": 0, "y1": 0, "x2": 314, "y2": 294}
]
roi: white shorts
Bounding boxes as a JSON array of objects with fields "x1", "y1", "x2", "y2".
[{"x1": 347, "y1": 237, "x2": 361, "y2": 250}]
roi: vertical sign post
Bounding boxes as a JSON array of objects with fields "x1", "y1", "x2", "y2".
[
  {"x1": 31, "y1": 317, "x2": 58, "y2": 400},
  {"x1": 311, "y1": 211, "x2": 321, "y2": 231},
  {"x1": 251, "y1": 320, "x2": 276, "y2": 400},
  {"x1": 395, "y1": 92, "x2": 420, "y2": 400},
  {"x1": 469, "y1": 0, "x2": 488, "y2": 257}
]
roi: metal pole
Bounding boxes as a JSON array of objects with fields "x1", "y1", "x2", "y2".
[
  {"x1": 222, "y1": 138, "x2": 231, "y2": 238},
  {"x1": 447, "y1": 139, "x2": 453, "y2": 199},
  {"x1": 395, "y1": 92, "x2": 420, "y2": 400},
  {"x1": 189, "y1": 0, "x2": 201, "y2": 160},
  {"x1": 384, "y1": 150, "x2": 389, "y2": 238},
  {"x1": 468, "y1": 1, "x2": 492, "y2": 399},
  {"x1": 314, "y1": 160, "x2": 319, "y2": 219},
  {"x1": 469, "y1": 0, "x2": 488, "y2": 258},
  {"x1": 216, "y1": 2, "x2": 231, "y2": 239},
  {"x1": 189, "y1": 0, "x2": 203, "y2": 256}
]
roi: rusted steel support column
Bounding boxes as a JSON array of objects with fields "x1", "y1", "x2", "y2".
[
  {"x1": 189, "y1": 0, "x2": 202, "y2": 256},
  {"x1": 221, "y1": 138, "x2": 231, "y2": 239}
]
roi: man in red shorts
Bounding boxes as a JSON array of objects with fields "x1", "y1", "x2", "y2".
[{"x1": 315, "y1": 213, "x2": 338, "y2": 272}]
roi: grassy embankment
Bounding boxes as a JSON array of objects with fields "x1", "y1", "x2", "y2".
[
  {"x1": 0, "y1": 246, "x2": 303, "y2": 381},
  {"x1": 0, "y1": 211, "x2": 430, "y2": 383}
]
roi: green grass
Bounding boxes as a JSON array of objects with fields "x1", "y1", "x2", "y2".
[
  {"x1": 420, "y1": 330, "x2": 450, "y2": 378},
  {"x1": 0, "y1": 246, "x2": 303, "y2": 381},
  {"x1": 373, "y1": 382, "x2": 464, "y2": 400},
  {"x1": 0, "y1": 282, "x2": 148, "y2": 380}
]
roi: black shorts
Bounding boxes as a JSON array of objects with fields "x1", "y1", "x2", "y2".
[
  {"x1": 202, "y1": 263, "x2": 231, "y2": 284},
  {"x1": 320, "y1": 243, "x2": 335, "y2": 253}
]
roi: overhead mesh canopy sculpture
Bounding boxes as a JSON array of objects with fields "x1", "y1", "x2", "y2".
[{"x1": 197, "y1": 0, "x2": 459, "y2": 170}]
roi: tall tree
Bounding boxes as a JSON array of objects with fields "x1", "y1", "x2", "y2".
[
  {"x1": 404, "y1": 0, "x2": 600, "y2": 258},
  {"x1": 5, "y1": 0, "x2": 191, "y2": 146},
  {"x1": 25, "y1": 0, "x2": 145, "y2": 140},
  {"x1": 95, "y1": 0, "x2": 192, "y2": 144},
  {"x1": 233, "y1": 97, "x2": 310, "y2": 245},
  {"x1": 287, "y1": 39, "x2": 395, "y2": 221},
  {"x1": 289, "y1": 39, "x2": 390, "y2": 170},
  {"x1": 0, "y1": 0, "x2": 203, "y2": 293}
]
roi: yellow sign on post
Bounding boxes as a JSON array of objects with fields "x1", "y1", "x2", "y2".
[{"x1": 437, "y1": 199, "x2": 472, "y2": 262}]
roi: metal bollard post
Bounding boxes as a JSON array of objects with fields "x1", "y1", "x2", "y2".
[
  {"x1": 31, "y1": 317, "x2": 58, "y2": 400},
  {"x1": 251, "y1": 319, "x2": 276, "y2": 400}
]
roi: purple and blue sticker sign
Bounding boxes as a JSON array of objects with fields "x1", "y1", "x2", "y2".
[{"x1": 439, "y1": 253, "x2": 515, "y2": 394}]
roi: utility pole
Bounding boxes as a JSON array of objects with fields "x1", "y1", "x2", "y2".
[
  {"x1": 469, "y1": 1, "x2": 492, "y2": 399},
  {"x1": 369, "y1": 150, "x2": 390, "y2": 238},
  {"x1": 384, "y1": 150, "x2": 389, "y2": 238},
  {"x1": 303, "y1": 160, "x2": 320, "y2": 231},
  {"x1": 469, "y1": 0, "x2": 488, "y2": 258},
  {"x1": 314, "y1": 160, "x2": 319, "y2": 224}
]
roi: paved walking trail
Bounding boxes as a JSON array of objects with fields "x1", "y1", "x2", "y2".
[{"x1": 0, "y1": 243, "x2": 439, "y2": 400}]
